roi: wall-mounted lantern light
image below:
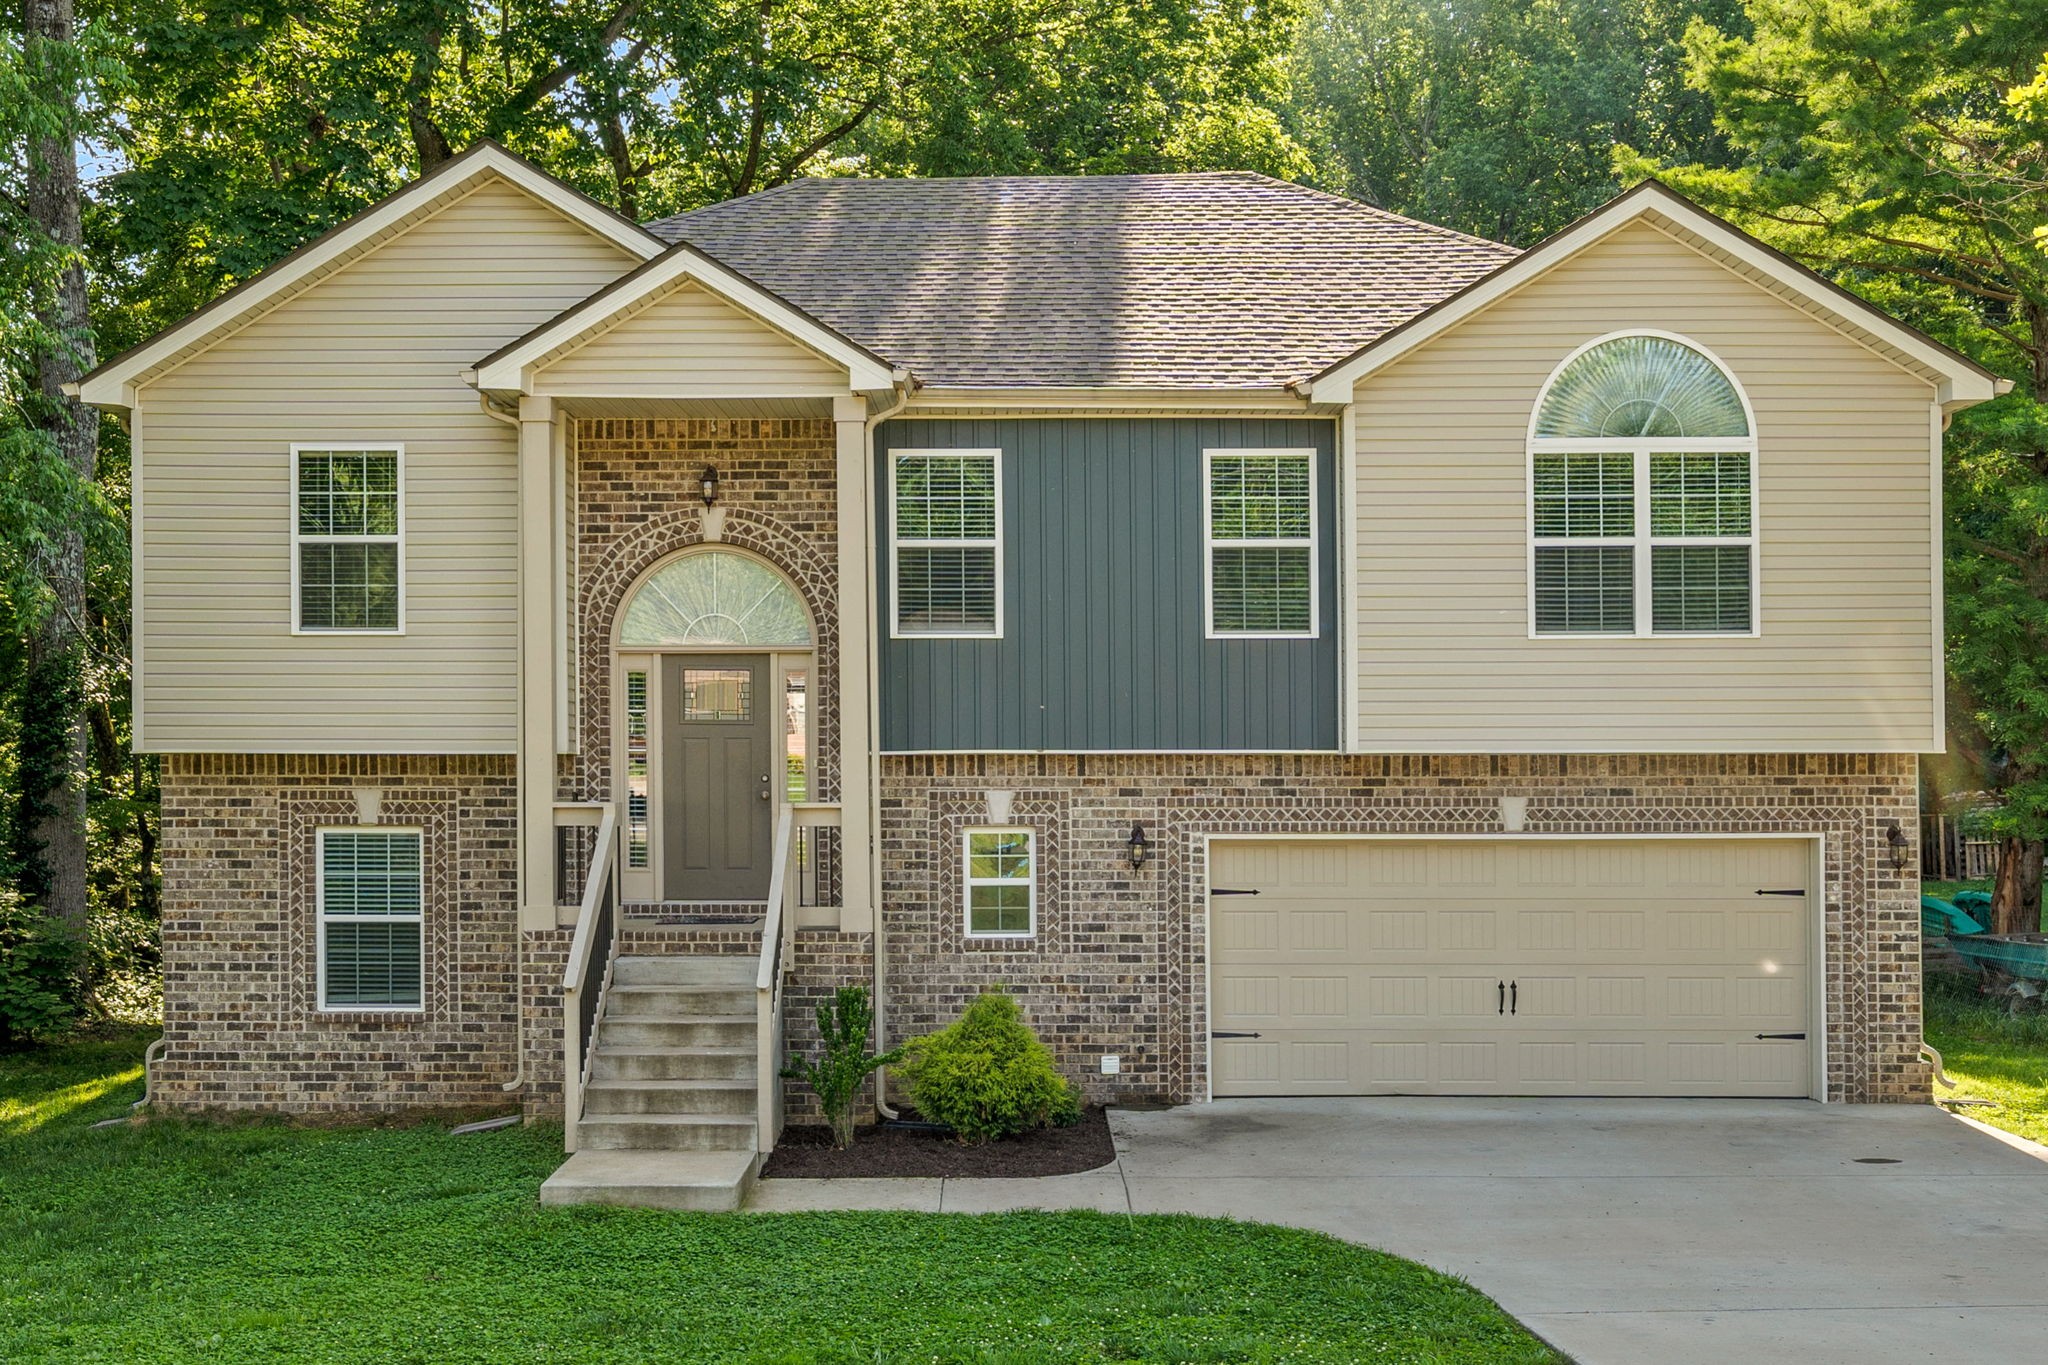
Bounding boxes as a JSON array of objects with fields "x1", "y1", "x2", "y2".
[
  {"x1": 700, "y1": 466, "x2": 720, "y2": 508},
  {"x1": 1886, "y1": 820, "x2": 1910, "y2": 874},
  {"x1": 1127, "y1": 822, "x2": 1151, "y2": 870}
]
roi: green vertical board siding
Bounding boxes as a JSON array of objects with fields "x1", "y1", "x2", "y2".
[{"x1": 877, "y1": 417, "x2": 1338, "y2": 751}]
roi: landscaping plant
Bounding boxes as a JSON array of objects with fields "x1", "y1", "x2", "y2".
[
  {"x1": 781, "y1": 984, "x2": 901, "y2": 1149},
  {"x1": 902, "y1": 987, "x2": 1078, "y2": 1144}
]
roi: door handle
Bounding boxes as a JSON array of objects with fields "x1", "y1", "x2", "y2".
[
  {"x1": 1498, "y1": 980, "x2": 1506, "y2": 1015},
  {"x1": 1510, "y1": 980, "x2": 1517, "y2": 1015}
]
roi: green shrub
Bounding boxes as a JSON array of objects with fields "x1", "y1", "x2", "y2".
[
  {"x1": 0, "y1": 889, "x2": 79, "y2": 1050},
  {"x1": 781, "y1": 985, "x2": 902, "y2": 1149},
  {"x1": 901, "y1": 988, "x2": 1076, "y2": 1144}
]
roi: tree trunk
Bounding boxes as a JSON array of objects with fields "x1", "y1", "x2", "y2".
[
  {"x1": 1989, "y1": 837, "x2": 2043, "y2": 935},
  {"x1": 20, "y1": 0, "x2": 98, "y2": 941}
]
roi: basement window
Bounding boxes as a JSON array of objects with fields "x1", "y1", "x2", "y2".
[
  {"x1": 965, "y1": 828, "x2": 1035, "y2": 938},
  {"x1": 317, "y1": 828, "x2": 424, "y2": 1010}
]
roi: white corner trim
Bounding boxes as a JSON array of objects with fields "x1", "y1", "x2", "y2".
[
  {"x1": 1306, "y1": 184, "x2": 2003, "y2": 407},
  {"x1": 78, "y1": 144, "x2": 662, "y2": 408},
  {"x1": 473, "y1": 246, "x2": 897, "y2": 395}
]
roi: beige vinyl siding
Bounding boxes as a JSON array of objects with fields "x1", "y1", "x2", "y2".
[
  {"x1": 136, "y1": 177, "x2": 639, "y2": 752},
  {"x1": 532, "y1": 280, "x2": 847, "y2": 398},
  {"x1": 1351, "y1": 221, "x2": 1938, "y2": 753}
]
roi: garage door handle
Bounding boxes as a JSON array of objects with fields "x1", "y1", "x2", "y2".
[
  {"x1": 1498, "y1": 980, "x2": 1506, "y2": 1015},
  {"x1": 1212, "y1": 1031, "x2": 1262, "y2": 1039},
  {"x1": 1755, "y1": 1032, "x2": 1807, "y2": 1041},
  {"x1": 1510, "y1": 980, "x2": 1517, "y2": 1015}
]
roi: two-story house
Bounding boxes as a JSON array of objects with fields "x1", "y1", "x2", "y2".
[{"x1": 77, "y1": 144, "x2": 2002, "y2": 1184}]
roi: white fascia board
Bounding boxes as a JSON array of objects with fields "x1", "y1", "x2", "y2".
[
  {"x1": 76, "y1": 143, "x2": 664, "y2": 410},
  {"x1": 473, "y1": 247, "x2": 898, "y2": 395},
  {"x1": 1307, "y1": 185, "x2": 2004, "y2": 408}
]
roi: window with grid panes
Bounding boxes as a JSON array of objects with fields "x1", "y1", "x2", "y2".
[
  {"x1": 1207, "y1": 450, "x2": 1316, "y2": 636},
  {"x1": 965, "y1": 828, "x2": 1034, "y2": 937},
  {"x1": 892, "y1": 451, "x2": 999, "y2": 635},
  {"x1": 318, "y1": 829, "x2": 423, "y2": 1009},
  {"x1": 1529, "y1": 335, "x2": 1754, "y2": 635},
  {"x1": 296, "y1": 448, "x2": 401, "y2": 630}
]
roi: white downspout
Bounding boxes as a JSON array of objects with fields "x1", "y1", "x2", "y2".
[
  {"x1": 481, "y1": 388, "x2": 529, "y2": 1096},
  {"x1": 864, "y1": 374, "x2": 915, "y2": 1118}
]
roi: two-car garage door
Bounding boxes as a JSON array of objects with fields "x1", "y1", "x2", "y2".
[{"x1": 1210, "y1": 838, "x2": 1814, "y2": 1098}]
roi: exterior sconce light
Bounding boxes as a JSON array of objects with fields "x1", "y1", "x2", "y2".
[
  {"x1": 1886, "y1": 820, "x2": 1909, "y2": 874},
  {"x1": 1127, "y1": 822, "x2": 1151, "y2": 870},
  {"x1": 699, "y1": 466, "x2": 720, "y2": 508}
]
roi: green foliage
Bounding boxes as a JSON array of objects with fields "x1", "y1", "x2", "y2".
[
  {"x1": 1631, "y1": 0, "x2": 2048, "y2": 922},
  {"x1": 0, "y1": 888, "x2": 79, "y2": 1049},
  {"x1": 0, "y1": 1034, "x2": 1560, "y2": 1361},
  {"x1": 1925, "y1": 970, "x2": 2048, "y2": 1147},
  {"x1": 1288, "y1": 0, "x2": 1743, "y2": 243},
  {"x1": 901, "y1": 987, "x2": 1077, "y2": 1144},
  {"x1": 780, "y1": 984, "x2": 902, "y2": 1149}
]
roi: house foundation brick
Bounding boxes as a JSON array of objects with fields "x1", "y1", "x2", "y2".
[{"x1": 880, "y1": 752, "x2": 1927, "y2": 1106}]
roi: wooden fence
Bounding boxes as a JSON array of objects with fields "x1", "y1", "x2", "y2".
[{"x1": 1921, "y1": 816, "x2": 1999, "y2": 882}]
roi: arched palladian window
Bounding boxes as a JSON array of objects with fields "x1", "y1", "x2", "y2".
[
  {"x1": 618, "y1": 550, "x2": 811, "y2": 648},
  {"x1": 1529, "y1": 332, "x2": 1757, "y2": 636}
]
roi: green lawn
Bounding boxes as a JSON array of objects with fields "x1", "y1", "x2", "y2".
[
  {"x1": 1924, "y1": 971, "x2": 2048, "y2": 1147},
  {"x1": 1, "y1": 1032, "x2": 1555, "y2": 1364}
]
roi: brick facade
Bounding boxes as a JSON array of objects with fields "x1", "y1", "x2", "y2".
[
  {"x1": 156, "y1": 754, "x2": 529, "y2": 1114},
  {"x1": 881, "y1": 753, "x2": 1926, "y2": 1105}
]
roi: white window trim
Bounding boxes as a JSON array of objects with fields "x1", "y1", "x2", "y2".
[
  {"x1": 1203, "y1": 447, "x2": 1320, "y2": 640},
  {"x1": 290, "y1": 443, "x2": 406, "y2": 636},
  {"x1": 1525, "y1": 331, "x2": 1761, "y2": 640},
  {"x1": 888, "y1": 447, "x2": 1003, "y2": 639},
  {"x1": 315, "y1": 825, "x2": 425, "y2": 1014},
  {"x1": 963, "y1": 826, "x2": 1036, "y2": 939}
]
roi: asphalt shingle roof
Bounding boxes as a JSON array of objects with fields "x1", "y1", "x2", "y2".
[{"x1": 643, "y1": 173, "x2": 1517, "y2": 390}]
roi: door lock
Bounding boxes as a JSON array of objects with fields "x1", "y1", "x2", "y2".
[{"x1": 760, "y1": 773, "x2": 772, "y2": 801}]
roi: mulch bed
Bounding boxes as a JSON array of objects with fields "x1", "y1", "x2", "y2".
[{"x1": 760, "y1": 1106, "x2": 1115, "y2": 1179}]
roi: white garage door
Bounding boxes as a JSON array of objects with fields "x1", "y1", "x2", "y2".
[{"x1": 1210, "y1": 838, "x2": 1813, "y2": 1098}]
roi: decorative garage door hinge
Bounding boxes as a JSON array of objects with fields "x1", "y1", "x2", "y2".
[
  {"x1": 1209, "y1": 888, "x2": 1262, "y2": 896},
  {"x1": 1754, "y1": 1033, "x2": 1807, "y2": 1040},
  {"x1": 1210, "y1": 1031, "x2": 1263, "y2": 1039},
  {"x1": 1754, "y1": 888, "x2": 1806, "y2": 897}
]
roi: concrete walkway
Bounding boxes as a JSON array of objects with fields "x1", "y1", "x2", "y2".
[{"x1": 750, "y1": 1098, "x2": 2048, "y2": 1364}]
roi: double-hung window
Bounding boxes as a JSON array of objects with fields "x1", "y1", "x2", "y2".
[
  {"x1": 1529, "y1": 334, "x2": 1756, "y2": 636},
  {"x1": 1206, "y1": 449, "x2": 1317, "y2": 637},
  {"x1": 891, "y1": 450, "x2": 1001, "y2": 637},
  {"x1": 294, "y1": 446, "x2": 402, "y2": 632},
  {"x1": 965, "y1": 828, "x2": 1035, "y2": 938},
  {"x1": 317, "y1": 828, "x2": 424, "y2": 1010}
]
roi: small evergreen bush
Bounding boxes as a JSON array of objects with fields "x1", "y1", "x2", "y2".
[
  {"x1": 902, "y1": 988, "x2": 1077, "y2": 1144},
  {"x1": 0, "y1": 889, "x2": 79, "y2": 1049},
  {"x1": 781, "y1": 985, "x2": 902, "y2": 1149}
]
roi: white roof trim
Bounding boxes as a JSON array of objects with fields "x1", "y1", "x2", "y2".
[
  {"x1": 1305, "y1": 181, "x2": 2007, "y2": 410},
  {"x1": 473, "y1": 243, "x2": 899, "y2": 395},
  {"x1": 75, "y1": 142, "x2": 664, "y2": 409}
]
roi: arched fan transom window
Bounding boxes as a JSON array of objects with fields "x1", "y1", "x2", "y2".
[
  {"x1": 618, "y1": 550, "x2": 812, "y2": 648},
  {"x1": 1528, "y1": 333, "x2": 1757, "y2": 637}
]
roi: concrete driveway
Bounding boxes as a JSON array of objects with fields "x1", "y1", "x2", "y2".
[{"x1": 752, "y1": 1097, "x2": 2048, "y2": 1363}]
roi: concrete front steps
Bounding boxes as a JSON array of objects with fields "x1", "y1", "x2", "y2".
[{"x1": 540, "y1": 953, "x2": 762, "y2": 1211}]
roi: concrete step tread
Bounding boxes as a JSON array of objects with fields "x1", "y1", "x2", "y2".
[
  {"x1": 578, "y1": 1112, "x2": 756, "y2": 1128},
  {"x1": 540, "y1": 1150, "x2": 758, "y2": 1212},
  {"x1": 599, "y1": 1013, "x2": 755, "y2": 1026},
  {"x1": 593, "y1": 1044, "x2": 753, "y2": 1057},
  {"x1": 610, "y1": 982, "x2": 757, "y2": 993},
  {"x1": 584, "y1": 1078, "x2": 757, "y2": 1092}
]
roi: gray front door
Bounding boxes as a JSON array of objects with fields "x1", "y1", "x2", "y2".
[{"x1": 662, "y1": 655, "x2": 775, "y2": 900}]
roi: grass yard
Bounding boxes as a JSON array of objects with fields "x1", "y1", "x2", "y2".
[
  {"x1": 1924, "y1": 971, "x2": 2048, "y2": 1148},
  {"x1": 1, "y1": 1032, "x2": 1556, "y2": 1364}
]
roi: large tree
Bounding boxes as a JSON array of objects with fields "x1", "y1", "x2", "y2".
[
  {"x1": 1287, "y1": 0, "x2": 1744, "y2": 243},
  {"x1": 5, "y1": 0, "x2": 125, "y2": 947},
  {"x1": 1629, "y1": 1, "x2": 2048, "y2": 932}
]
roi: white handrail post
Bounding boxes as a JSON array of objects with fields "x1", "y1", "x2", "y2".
[
  {"x1": 559, "y1": 803, "x2": 618, "y2": 1154},
  {"x1": 756, "y1": 804, "x2": 796, "y2": 1155}
]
